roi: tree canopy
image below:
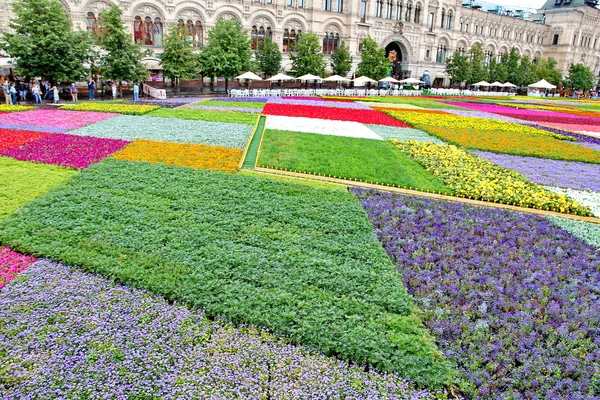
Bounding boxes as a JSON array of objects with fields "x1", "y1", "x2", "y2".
[
  {"x1": 197, "y1": 18, "x2": 252, "y2": 83},
  {"x1": 256, "y1": 38, "x2": 282, "y2": 77},
  {"x1": 97, "y1": 3, "x2": 148, "y2": 86},
  {"x1": 330, "y1": 41, "x2": 353, "y2": 77},
  {"x1": 566, "y1": 63, "x2": 595, "y2": 90},
  {"x1": 356, "y1": 37, "x2": 391, "y2": 80},
  {"x1": 445, "y1": 51, "x2": 471, "y2": 85},
  {"x1": 1, "y1": 0, "x2": 93, "y2": 82},
  {"x1": 290, "y1": 32, "x2": 326, "y2": 77},
  {"x1": 469, "y1": 43, "x2": 489, "y2": 83},
  {"x1": 534, "y1": 58, "x2": 563, "y2": 86},
  {"x1": 159, "y1": 24, "x2": 199, "y2": 90}
]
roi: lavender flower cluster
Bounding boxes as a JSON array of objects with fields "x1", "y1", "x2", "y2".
[
  {"x1": 0, "y1": 259, "x2": 435, "y2": 400},
  {"x1": 473, "y1": 151, "x2": 600, "y2": 192},
  {"x1": 439, "y1": 108, "x2": 526, "y2": 124},
  {"x1": 183, "y1": 105, "x2": 261, "y2": 113},
  {"x1": 354, "y1": 188, "x2": 600, "y2": 399},
  {"x1": 217, "y1": 96, "x2": 271, "y2": 102},
  {"x1": 267, "y1": 97, "x2": 372, "y2": 109},
  {"x1": 522, "y1": 122, "x2": 600, "y2": 145}
]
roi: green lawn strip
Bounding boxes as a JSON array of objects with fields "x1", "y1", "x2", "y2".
[
  {"x1": 258, "y1": 129, "x2": 451, "y2": 194},
  {"x1": 147, "y1": 108, "x2": 258, "y2": 125},
  {"x1": 370, "y1": 97, "x2": 467, "y2": 109},
  {"x1": 0, "y1": 158, "x2": 454, "y2": 388},
  {"x1": 203, "y1": 100, "x2": 266, "y2": 109},
  {"x1": 241, "y1": 115, "x2": 266, "y2": 170},
  {"x1": 0, "y1": 157, "x2": 77, "y2": 220}
]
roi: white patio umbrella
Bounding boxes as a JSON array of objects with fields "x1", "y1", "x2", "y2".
[
  {"x1": 489, "y1": 81, "x2": 503, "y2": 87},
  {"x1": 266, "y1": 73, "x2": 295, "y2": 81},
  {"x1": 323, "y1": 74, "x2": 351, "y2": 82},
  {"x1": 398, "y1": 77, "x2": 425, "y2": 85},
  {"x1": 502, "y1": 82, "x2": 518, "y2": 88},
  {"x1": 296, "y1": 73, "x2": 322, "y2": 81},
  {"x1": 353, "y1": 76, "x2": 377, "y2": 84},
  {"x1": 379, "y1": 76, "x2": 400, "y2": 83},
  {"x1": 472, "y1": 81, "x2": 491, "y2": 87},
  {"x1": 234, "y1": 71, "x2": 263, "y2": 81},
  {"x1": 528, "y1": 79, "x2": 557, "y2": 90}
]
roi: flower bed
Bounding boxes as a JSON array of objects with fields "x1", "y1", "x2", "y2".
[
  {"x1": 125, "y1": 100, "x2": 180, "y2": 108},
  {"x1": 0, "y1": 259, "x2": 435, "y2": 399},
  {"x1": 0, "y1": 109, "x2": 120, "y2": 129},
  {"x1": 366, "y1": 125, "x2": 446, "y2": 144},
  {"x1": 394, "y1": 141, "x2": 591, "y2": 215},
  {"x1": 258, "y1": 129, "x2": 450, "y2": 193},
  {"x1": 267, "y1": 97, "x2": 372, "y2": 109},
  {"x1": 60, "y1": 103, "x2": 159, "y2": 115},
  {"x1": 0, "y1": 246, "x2": 37, "y2": 289},
  {"x1": 0, "y1": 129, "x2": 50, "y2": 152},
  {"x1": 201, "y1": 100, "x2": 266, "y2": 109},
  {"x1": 112, "y1": 139, "x2": 243, "y2": 173},
  {"x1": 2, "y1": 133, "x2": 130, "y2": 170},
  {"x1": 0, "y1": 104, "x2": 36, "y2": 112},
  {"x1": 183, "y1": 105, "x2": 262, "y2": 113},
  {"x1": 148, "y1": 108, "x2": 259, "y2": 125},
  {"x1": 0, "y1": 122, "x2": 69, "y2": 133},
  {"x1": 0, "y1": 159, "x2": 455, "y2": 387},
  {"x1": 0, "y1": 157, "x2": 77, "y2": 219},
  {"x1": 69, "y1": 116, "x2": 253, "y2": 149},
  {"x1": 262, "y1": 103, "x2": 410, "y2": 127},
  {"x1": 355, "y1": 189, "x2": 600, "y2": 398},
  {"x1": 265, "y1": 116, "x2": 383, "y2": 139},
  {"x1": 543, "y1": 186, "x2": 600, "y2": 217},
  {"x1": 474, "y1": 151, "x2": 600, "y2": 192},
  {"x1": 547, "y1": 216, "x2": 600, "y2": 249}
]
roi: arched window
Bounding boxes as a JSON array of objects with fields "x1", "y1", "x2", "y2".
[
  {"x1": 177, "y1": 19, "x2": 203, "y2": 47},
  {"x1": 154, "y1": 18, "x2": 163, "y2": 47},
  {"x1": 251, "y1": 25, "x2": 271, "y2": 50},
  {"x1": 134, "y1": 16, "x2": 145, "y2": 44},
  {"x1": 440, "y1": 9, "x2": 445, "y2": 28},
  {"x1": 436, "y1": 45, "x2": 447, "y2": 63},
  {"x1": 396, "y1": 2, "x2": 402, "y2": 20},
  {"x1": 485, "y1": 50, "x2": 493, "y2": 66},
  {"x1": 144, "y1": 17, "x2": 154, "y2": 46},
  {"x1": 251, "y1": 25, "x2": 258, "y2": 49},
  {"x1": 414, "y1": 3, "x2": 421, "y2": 23},
  {"x1": 177, "y1": 19, "x2": 185, "y2": 36},
  {"x1": 322, "y1": 32, "x2": 339, "y2": 54},
  {"x1": 194, "y1": 21, "x2": 203, "y2": 47},
  {"x1": 405, "y1": 3, "x2": 412, "y2": 22},
  {"x1": 283, "y1": 28, "x2": 300, "y2": 52},
  {"x1": 446, "y1": 10, "x2": 452, "y2": 29},
  {"x1": 86, "y1": 12, "x2": 98, "y2": 35}
]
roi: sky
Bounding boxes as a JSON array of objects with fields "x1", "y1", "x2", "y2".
[{"x1": 472, "y1": 0, "x2": 547, "y2": 12}]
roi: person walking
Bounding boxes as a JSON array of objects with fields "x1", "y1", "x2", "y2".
[
  {"x1": 18, "y1": 81, "x2": 27, "y2": 103},
  {"x1": 2, "y1": 82, "x2": 11, "y2": 105},
  {"x1": 10, "y1": 83, "x2": 17, "y2": 105},
  {"x1": 43, "y1": 81, "x2": 51, "y2": 100},
  {"x1": 88, "y1": 78, "x2": 95, "y2": 100},
  {"x1": 51, "y1": 85, "x2": 59, "y2": 104},
  {"x1": 32, "y1": 84, "x2": 42, "y2": 104},
  {"x1": 70, "y1": 83, "x2": 78, "y2": 102},
  {"x1": 111, "y1": 82, "x2": 117, "y2": 100},
  {"x1": 133, "y1": 82, "x2": 139, "y2": 101}
]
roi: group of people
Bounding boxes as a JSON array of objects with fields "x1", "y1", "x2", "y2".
[{"x1": 1, "y1": 77, "x2": 141, "y2": 104}]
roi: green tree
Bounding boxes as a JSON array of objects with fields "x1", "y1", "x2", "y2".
[
  {"x1": 534, "y1": 58, "x2": 563, "y2": 86},
  {"x1": 97, "y1": 3, "x2": 148, "y2": 96},
  {"x1": 256, "y1": 38, "x2": 282, "y2": 77},
  {"x1": 330, "y1": 41, "x2": 352, "y2": 77},
  {"x1": 445, "y1": 51, "x2": 471, "y2": 85},
  {"x1": 503, "y1": 47, "x2": 521, "y2": 83},
  {"x1": 468, "y1": 43, "x2": 488, "y2": 84},
  {"x1": 493, "y1": 53, "x2": 509, "y2": 84},
  {"x1": 516, "y1": 56, "x2": 537, "y2": 86},
  {"x1": 566, "y1": 63, "x2": 595, "y2": 90},
  {"x1": 159, "y1": 24, "x2": 199, "y2": 93},
  {"x1": 356, "y1": 36, "x2": 391, "y2": 80},
  {"x1": 1, "y1": 0, "x2": 93, "y2": 83},
  {"x1": 197, "y1": 18, "x2": 252, "y2": 91},
  {"x1": 290, "y1": 32, "x2": 326, "y2": 77}
]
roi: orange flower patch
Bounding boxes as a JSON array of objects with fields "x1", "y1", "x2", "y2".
[{"x1": 112, "y1": 139, "x2": 243, "y2": 173}]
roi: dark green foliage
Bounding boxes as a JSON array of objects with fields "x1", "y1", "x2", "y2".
[
  {"x1": 535, "y1": 58, "x2": 563, "y2": 86},
  {"x1": 566, "y1": 63, "x2": 595, "y2": 90},
  {"x1": 445, "y1": 51, "x2": 471, "y2": 85},
  {"x1": 0, "y1": 159, "x2": 454, "y2": 388},
  {"x1": 1, "y1": 0, "x2": 94, "y2": 82},
  {"x1": 258, "y1": 130, "x2": 451, "y2": 193},
  {"x1": 256, "y1": 38, "x2": 282, "y2": 77},
  {"x1": 330, "y1": 41, "x2": 353, "y2": 77},
  {"x1": 97, "y1": 3, "x2": 148, "y2": 87},
  {"x1": 469, "y1": 43, "x2": 488, "y2": 84},
  {"x1": 517, "y1": 56, "x2": 537, "y2": 87},
  {"x1": 356, "y1": 37, "x2": 391, "y2": 80},
  {"x1": 290, "y1": 32, "x2": 326, "y2": 77},
  {"x1": 159, "y1": 24, "x2": 199, "y2": 90}
]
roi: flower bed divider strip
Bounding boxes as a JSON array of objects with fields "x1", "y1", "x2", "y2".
[
  {"x1": 239, "y1": 115, "x2": 266, "y2": 170},
  {"x1": 252, "y1": 166, "x2": 600, "y2": 224}
]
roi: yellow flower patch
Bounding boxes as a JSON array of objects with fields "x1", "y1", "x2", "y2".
[
  {"x1": 0, "y1": 104, "x2": 36, "y2": 112},
  {"x1": 394, "y1": 140, "x2": 592, "y2": 216},
  {"x1": 60, "y1": 103, "x2": 159, "y2": 115},
  {"x1": 112, "y1": 139, "x2": 243, "y2": 173}
]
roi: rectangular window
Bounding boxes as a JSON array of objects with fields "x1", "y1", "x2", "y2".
[
  {"x1": 298, "y1": 0, "x2": 303, "y2": 6},
  {"x1": 287, "y1": 0, "x2": 292, "y2": 5},
  {"x1": 324, "y1": 0, "x2": 331, "y2": 11},
  {"x1": 595, "y1": 38, "x2": 598, "y2": 49},
  {"x1": 396, "y1": 4, "x2": 402, "y2": 20},
  {"x1": 428, "y1": 13, "x2": 434, "y2": 31},
  {"x1": 426, "y1": 49, "x2": 430, "y2": 59},
  {"x1": 573, "y1": 34, "x2": 577, "y2": 45},
  {"x1": 337, "y1": 0, "x2": 343, "y2": 12},
  {"x1": 376, "y1": 0, "x2": 382, "y2": 17},
  {"x1": 360, "y1": 0, "x2": 367, "y2": 22}
]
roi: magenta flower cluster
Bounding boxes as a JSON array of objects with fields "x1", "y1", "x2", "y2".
[
  {"x1": 0, "y1": 259, "x2": 435, "y2": 400},
  {"x1": 354, "y1": 189, "x2": 600, "y2": 399},
  {"x1": 267, "y1": 97, "x2": 372, "y2": 109},
  {"x1": 0, "y1": 246, "x2": 37, "y2": 289},
  {"x1": 0, "y1": 109, "x2": 119, "y2": 130},
  {"x1": 1, "y1": 133, "x2": 130, "y2": 169}
]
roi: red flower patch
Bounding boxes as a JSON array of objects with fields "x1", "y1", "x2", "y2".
[
  {"x1": 0, "y1": 129, "x2": 50, "y2": 153},
  {"x1": 262, "y1": 103, "x2": 410, "y2": 127},
  {"x1": 494, "y1": 112, "x2": 600, "y2": 127}
]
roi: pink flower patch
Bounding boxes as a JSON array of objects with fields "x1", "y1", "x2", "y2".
[
  {"x1": 0, "y1": 246, "x2": 37, "y2": 289},
  {"x1": 0, "y1": 109, "x2": 120, "y2": 130},
  {"x1": 1, "y1": 133, "x2": 130, "y2": 169}
]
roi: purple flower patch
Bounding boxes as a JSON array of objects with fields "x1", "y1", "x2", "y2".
[
  {"x1": 2, "y1": 133, "x2": 130, "y2": 169},
  {"x1": 0, "y1": 122, "x2": 69, "y2": 134},
  {"x1": 354, "y1": 188, "x2": 600, "y2": 399},
  {"x1": 183, "y1": 105, "x2": 262, "y2": 113},
  {"x1": 267, "y1": 97, "x2": 372, "y2": 109},
  {"x1": 473, "y1": 151, "x2": 600, "y2": 191}
]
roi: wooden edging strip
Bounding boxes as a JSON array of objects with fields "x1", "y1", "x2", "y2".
[
  {"x1": 237, "y1": 114, "x2": 264, "y2": 170},
  {"x1": 253, "y1": 166, "x2": 600, "y2": 225}
]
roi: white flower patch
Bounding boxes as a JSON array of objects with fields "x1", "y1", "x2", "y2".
[
  {"x1": 577, "y1": 131, "x2": 600, "y2": 139},
  {"x1": 265, "y1": 115, "x2": 383, "y2": 140},
  {"x1": 360, "y1": 102, "x2": 425, "y2": 110},
  {"x1": 544, "y1": 186, "x2": 600, "y2": 217}
]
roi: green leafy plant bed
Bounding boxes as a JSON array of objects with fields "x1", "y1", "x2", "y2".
[
  {"x1": 201, "y1": 100, "x2": 266, "y2": 109},
  {"x1": 0, "y1": 157, "x2": 77, "y2": 220},
  {"x1": 148, "y1": 108, "x2": 259, "y2": 125},
  {"x1": 0, "y1": 158, "x2": 454, "y2": 388},
  {"x1": 257, "y1": 129, "x2": 451, "y2": 194}
]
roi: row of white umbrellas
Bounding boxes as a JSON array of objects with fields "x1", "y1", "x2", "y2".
[
  {"x1": 234, "y1": 71, "x2": 424, "y2": 85},
  {"x1": 472, "y1": 81, "x2": 518, "y2": 88}
]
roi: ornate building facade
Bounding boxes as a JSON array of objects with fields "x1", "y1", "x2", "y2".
[{"x1": 1, "y1": 0, "x2": 599, "y2": 84}]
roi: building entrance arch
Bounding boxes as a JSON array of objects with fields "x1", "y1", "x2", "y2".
[{"x1": 381, "y1": 36, "x2": 413, "y2": 78}]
